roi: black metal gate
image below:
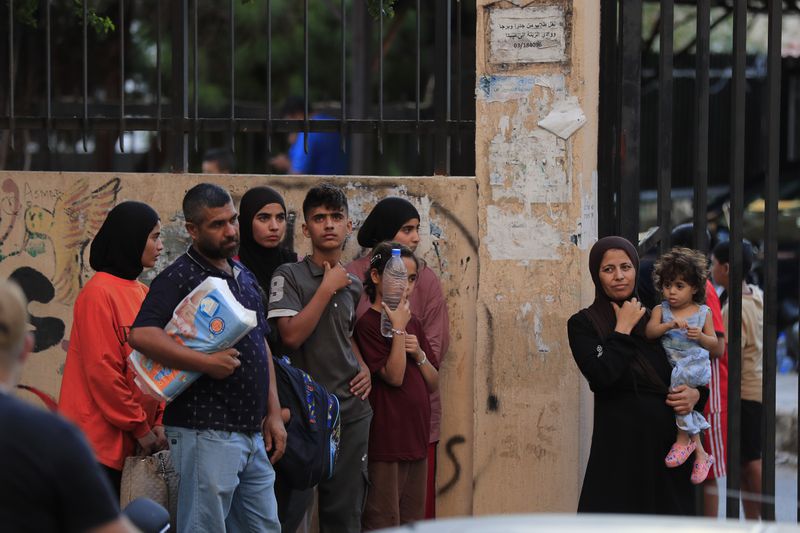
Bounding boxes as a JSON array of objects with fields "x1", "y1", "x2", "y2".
[
  {"x1": 1, "y1": 0, "x2": 475, "y2": 176},
  {"x1": 599, "y1": 0, "x2": 787, "y2": 520}
]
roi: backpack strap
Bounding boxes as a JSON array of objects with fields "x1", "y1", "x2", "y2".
[{"x1": 17, "y1": 384, "x2": 58, "y2": 412}]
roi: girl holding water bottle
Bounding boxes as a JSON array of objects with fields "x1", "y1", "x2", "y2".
[{"x1": 353, "y1": 242, "x2": 439, "y2": 530}]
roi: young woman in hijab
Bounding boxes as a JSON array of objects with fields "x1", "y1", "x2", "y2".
[
  {"x1": 59, "y1": 201, "x2": 166, "y2": 495},
  {"x1": 567, "y1": 236, "x2": 708, "y2": 515},
  {"x1": 345, "y1": 197, "x2": 450, "y2": 519},
  {"x1": 238, "y1": 186, "x2": 298, "y2": 298}
]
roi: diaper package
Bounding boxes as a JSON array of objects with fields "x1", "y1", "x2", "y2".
[{"x1": 129, "y1": 276, "x2": 258, "y2": 403}]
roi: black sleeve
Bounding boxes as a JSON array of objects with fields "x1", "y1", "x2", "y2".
[
  {"x1": 567, "y1": 313, "x2": 637, "y2": 393},
  {"x1": 53, "y1": 421, "x2": 120, "y2": 533},
  {"x1": 133, "y1": 269, "x2": 185, "y2": 329}
]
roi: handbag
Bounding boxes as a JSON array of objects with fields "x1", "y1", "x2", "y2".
[{"x1": 120, "y1": 450, "x2": 179, "y2": 526}]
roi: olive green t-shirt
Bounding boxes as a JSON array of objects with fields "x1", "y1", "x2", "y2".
[{"x1": 268, "y1": 256, "x2": 372, "y2": 422}]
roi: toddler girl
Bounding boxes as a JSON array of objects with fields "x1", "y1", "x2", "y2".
[{"x1": 646, "y1": 247, "x2": 722, "y2": 484}]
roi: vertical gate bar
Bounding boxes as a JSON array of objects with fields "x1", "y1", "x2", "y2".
[
  {"x1": 266, "y1": 0, "x2": 272, "y2": 158},
  {"x1": 693, "y1": 1, "x2": 710, "y2": 252},
  {"x1": 229, "y1": 0, "x2": 235, "y2": 152},
  {"x1": 761, "y1": 0, "x2": 781, "y2": 521},
  {"x1": 725, "y1": 0, "x2": 746, "y2": 519},
  {"x1": 46, "y1": 0, "x2": 52, "y2": 152},
  {"x1": 378, "y1": 0, "x2": 384, "y2": 155},
  {"x1": 156, "y1": 2, "x2": 162, "y2": 152},
  {"x1": 192, "y1": 0, "x2": 198, "y2": 153},
  {"x1": 455, "y1": 0, "x2": 462, "y2": 157},
  {"x1": 171, "y1": 0, "x2": 189, "y2": 171},
  {"x1": 340, "y1": 0, "x2": 347, "y2": 153},
  {"x1": 434, "y1": 0, "x2": 451, "y2": 175},
  {"x1": 82, "y1": 0, "x2": 88, "y2": 152},
  {"x1": 119, "y1": 0, "x2": 125, "y2": 153},
  {"x1": 657, "y1": 0, "x2": 673, "y2": 253},
  {"x1": 7, "y1": 0, "x2": 13, "y2": 151},
  {"x1": 613, "y1": 0, "x2": 624, "y2": 233},
  {"x1": 598, "y1": 0, "x2": 618, "y2": 238},
  {"x1": 618, "y1": 0, "x2": 642, "y2": 243},
  {"x1": 303, "y1": 0, "x2": 309, "y2": 154},
  {"x1": 415, "y1": 0, "x2": 421, "y2": 155}
]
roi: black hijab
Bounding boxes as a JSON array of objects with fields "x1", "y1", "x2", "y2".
[
  {"x1": 582, "y1": 236, "x2": 666, "y2": 394},
  {"x1": 582, "y1": 236, "x2": 650, "y2": 341},
  {"x1": 357, "y1": 197, "x2": 420, "y2": 248},
  {"x1": 238, "y1": 186, "x2": 297, "y2": 293},
  {"x1": 89, "y1": 201, "x2": 160, "y2": 280}
]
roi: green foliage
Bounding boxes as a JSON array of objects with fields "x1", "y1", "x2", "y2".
[
  {"x1": 72, "y1": 0, "x2": 116, "y2": 34},
  {"x1": 9, "y1": 0, "x2": 115, "y2": 34},
  {"x1": 366, "y1": 0, "x2": 398, "y2": 19},
  {"x1": 10, "y1": 0, "x2": 39, "y2": 27}
]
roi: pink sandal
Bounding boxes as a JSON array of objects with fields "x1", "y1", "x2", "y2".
[
  {"x1": 664, "y1": 441, "x2": 696, "y2": 468},
  {"x1": 691, "y1": 455, "x2": 715, "y2": 484}
]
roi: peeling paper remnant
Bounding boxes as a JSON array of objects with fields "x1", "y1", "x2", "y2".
[
  {"x1": 538, "y1": 97, "x2": 587, "y2": 140},
  {"x1": 485, "y1": 206, "x2": 562, "y2": 261},
  {"x1": 477, "y1": 75, "x2": 536, "y2": 103}
]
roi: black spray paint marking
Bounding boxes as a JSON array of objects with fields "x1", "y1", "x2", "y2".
[
  {"x1": 9, "y1": 267, "x2": 65, "y2": 353},
  {"x1": 437, "y1": 435, "x2": 467, "y2": 496}
]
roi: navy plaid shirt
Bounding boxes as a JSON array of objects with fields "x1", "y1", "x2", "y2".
[{"x1": 133, "y1": 247, "x2": 270, "y2": 433}]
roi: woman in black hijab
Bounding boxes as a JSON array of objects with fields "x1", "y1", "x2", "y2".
[
  {"x1": 238, "y1": 186, "x2": 298, "y2": 297},
  {"x1": 59, "y1": 201, "x2": 167, "y2": 495},
  {"x1": 567, "y1": 236, "x2": 708, "y2": 515}
]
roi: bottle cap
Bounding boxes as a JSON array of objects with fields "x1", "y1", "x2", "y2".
[{"x1": 391, "y1": 248, "x2": 401, "y2": 257}]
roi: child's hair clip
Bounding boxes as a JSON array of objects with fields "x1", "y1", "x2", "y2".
[{"x1": 370, "y1": 253, "x2": 383, "y2": 265}]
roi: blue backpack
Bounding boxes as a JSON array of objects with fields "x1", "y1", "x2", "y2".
[{"x1": 272, "y1": 356, "x2": 341, "y2": 490}]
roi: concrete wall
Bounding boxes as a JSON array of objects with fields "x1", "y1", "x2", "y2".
[
  {"x1": 472, "y1": 0, "x2": 599, "y2": 513},
  {"x1": 0, "y1": 173, "x2": 479, "y2": 513}
]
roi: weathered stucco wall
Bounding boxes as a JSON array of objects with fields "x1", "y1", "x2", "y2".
[
  {"x1": 0, "y1": 172, "x2": 478, "y2": 511},
  {"x1": 473, "y1": 0, "x2": 599, "y2": 513}
]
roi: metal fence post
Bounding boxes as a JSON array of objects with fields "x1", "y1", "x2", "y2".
[
  {"x1": 618, "y1": 0, "x2": 642, "y2": 243},
  {"x1": 170, "y1": 0, "x2": 189, "y2": 172},
  {"x1": 434, "y1": 0, "x2": 451, "y2": 176}
]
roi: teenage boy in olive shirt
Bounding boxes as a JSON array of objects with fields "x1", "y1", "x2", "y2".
[{"x1": 268, "y1": 184, "x2": 372, "y2": 533}]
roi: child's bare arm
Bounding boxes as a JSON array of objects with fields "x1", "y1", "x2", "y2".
[
  {"x1": 375, "y1": 296, "x2": 413, "y2": 388},
  {"x1": 645, "y1": 305, "x2": 672, "y2": 339},
  {"x1": 405, "y1": 334, "x2": 439, "y2": 393},
  {"x1": 376, "y1": 333, "x2": 407, "y2": 387},
  {"x1": 698, "y1": 312, "x2": 723, "y2": 356}
]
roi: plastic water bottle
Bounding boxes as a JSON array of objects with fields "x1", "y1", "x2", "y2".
[{"x1": 380, "y1": 248, "x2": 408, "y2": 337}]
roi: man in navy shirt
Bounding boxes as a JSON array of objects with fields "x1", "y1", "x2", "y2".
[{"x1": 129, "y1": 183, "x2": 285, "y2": 533}]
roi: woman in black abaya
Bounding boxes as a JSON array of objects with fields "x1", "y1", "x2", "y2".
[{"x1": 567, "y1": 236, "x2": 708, "y2": 514}]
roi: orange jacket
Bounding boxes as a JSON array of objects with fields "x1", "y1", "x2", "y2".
[{"x1": 59, "y1": 272, "x2": 164, "y2": 470}]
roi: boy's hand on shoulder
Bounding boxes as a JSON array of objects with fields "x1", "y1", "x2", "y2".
[
  {"x1": 321, "y1": 262, "x2": 352, "y2": 294},
  {"x1": 350, "y1": 362, "x2": 372, "y2": 400}
]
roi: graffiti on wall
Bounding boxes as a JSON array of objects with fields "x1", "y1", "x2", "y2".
[
  {"x1": 2, "y1": 177, "x2": 121, "y2": 302},
  {"x1": 0, "y1": 176, "x2": 122, "y2": 374}
]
